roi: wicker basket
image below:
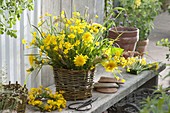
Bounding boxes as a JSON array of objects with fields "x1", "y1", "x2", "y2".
[
  {"x1": 0, "y1": 81, "x2": 28, "y2": 113},
  {"x1": 53, "y1": 68, "x2": 94, "y2": 101}
]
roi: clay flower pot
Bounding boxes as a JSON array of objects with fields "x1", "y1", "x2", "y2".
[
  {"x1": 108, "y1": 27, "x2": 139, "y2": 52},
  {"x1": 135, "y1": 39, "x2": 149, "y2": 56}
]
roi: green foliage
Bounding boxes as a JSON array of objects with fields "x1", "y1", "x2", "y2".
[
  {"x1": 114, "y1": 0, "x2": 161, "y2": 41},
  {"x1": 141, "y1": 87, "x2": 170, "y2": 113},
  {"x1": 157, "y1": 38, "x2": 170, "y2": 61},
  {"x1": 0, "y1": 0, "x2": 34, "y2": 38},
  {"x1": 103, "y1": 0, "x2": 125, "y2": 37},
  {"x1": 156, "y1": 38, "x2": 170, "y2": 78},
  {"x1": 159, "y1": 0, "x2": 170, "y2": 13}
]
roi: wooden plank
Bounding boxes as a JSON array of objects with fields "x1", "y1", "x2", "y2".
[
  {"x1": 61, "y1": 0, "x2": 72, "y2": 18},
  {"x1": 41, "y1": 0, "x2": 61, "y2": 16},
  {"x1": 95, "y1": 0, "x2": 105, "y2": 24},
  {"x1": 41, "y1": 65, "x2": 54, "y2": 87},
  {"x1": 31, "y1": 0, "x2": 42, "y2": 88},
  {"x1": 20, "y1": 13, "x2": 25, "y2": 85},
  {"x1": 72, "y1": 0, "x2": 88, "y2": 15},
  {"x1": 13, "y1": 37, "x2": 17, "y2": 82},
  {"x1": 5, "y1": 35, "x2": 10, "y2": 82},
  {"x1": 87, "y1": 0, "x2": 95, "y2": 21},
  {"x1": 26, "y1": 63, "x2": 166, "y2": 113}
]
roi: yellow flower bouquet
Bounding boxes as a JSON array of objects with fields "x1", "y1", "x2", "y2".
[
  {"x1": 27, "y1": 11, "x2": 113, "y2": 71},
  {"x1": 28, "y1": 86, "x2": 66, "y2": 112},
  {"x1": 25, "y1": 11, "x2": 126, "y2": 100},
  {"x1": 126, "y1": 57, "x2": 159, "y2": 75}
]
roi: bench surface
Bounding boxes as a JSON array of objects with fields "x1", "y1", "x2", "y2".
[{"x1": 26, "y1": 63, "x2": 166, "y2": 113}]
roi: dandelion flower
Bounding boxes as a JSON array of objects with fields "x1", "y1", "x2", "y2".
[
  {"x1": 82, "y1": 32, "x2": 93, "y2": 43},
  {"x1": 103, "y1": 60, "x2": 117, "y2": 72},
  {"x1": 22, "y1": 39, "x2": 27, "y2": 44},
  {"x1": 74, "y1": 54, "x2": 88, "y2": 66}
]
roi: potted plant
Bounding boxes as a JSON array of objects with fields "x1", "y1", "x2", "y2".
[
  {"x1": 23, "y1": 11, "x2": 128, "y2": 101},
  {"x1": 104, "y1": 1, "x2": 139, "y2": 56},
  {"x1": 113, "y1": 0, "x2": 161, "y2": 55}
]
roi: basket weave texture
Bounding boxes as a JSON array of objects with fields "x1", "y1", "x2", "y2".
[
  {"x1": 53, "y1": 68, "x2": 94, "y2": 101},
  {"x1": 0, "y1": 82, "x2": 28, "y2": 113}
]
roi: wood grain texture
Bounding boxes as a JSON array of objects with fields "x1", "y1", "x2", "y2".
[{"x1": 41, "y1": 0, "x2": 61, "y2": 16}]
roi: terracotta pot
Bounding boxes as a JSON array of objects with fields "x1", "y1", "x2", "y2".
[
  {"x1": 108, "y1": 27, "x2": 139, "y2": 52},
  {"x1": 135, "y1": 39, "x2": 149, "y2": 55}
]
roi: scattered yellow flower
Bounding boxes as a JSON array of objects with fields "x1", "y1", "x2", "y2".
[{"x1": 22, "y1": 39, "x2": 27, "y2": 44}]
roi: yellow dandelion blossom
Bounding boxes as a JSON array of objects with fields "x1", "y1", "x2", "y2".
[
  {"x1": 140, "y1": 58, "x2": 146, "y2": 65},
  {"x1": 72, "y1": 12, "x2": 80, "y2": 17},
  {"x1": 103, "y1": 60, "x2": 117, "y2": 72},
  {"x1": 82, "y1": 32, "x2": 93, "y2": 43},
  {"x1": 61, "y1": 11, "x2": 65, "y2": 18},
  {"x1": 53, "y1": 16, "x2": 57, "y2": 20},
  {"x1": 22, "y1": 39, "x2": 27, "y2": 44},
  {"x1": 74, "y1": 54, "x2": 88, "y2": 66},
  {"x1": 53, "y1": 46, "x2": 58, "y2": 51},
  {"x1": 64, "y1": 49, "x2": 69, "y2": 54},
  {"x1": 74, "y1": 40, "x2": 80, "y2": 46},
  {"x1": 30, "y1": 38, "x2": 36, "y2": 45},
  {"x1": 45, "y1": 12, "x2": 52, "y2": 17},
  {"x1": 29, "y1": 55, "x2": 35, "y2": 66},
  {"x1": 42, "y1": 32, "x2": 46, "y2": 37},
  {"x1": 38, "y1": 21, "x2": 43, "y2": 27},
  {"x1": 95, "y1": 15, "x2": 98, "y2": 18},
  {"x1": 135, "y1": 0, "x2": 141, "y2": 8},
  {"x1": 40, "y1": 46, "x2": 44, "y2": 50},
  {"x1": 26, "y1": 45, "x2": 29, "y2": 49},
  {"x1": 77, "y1": 28, "x2": 84, "y2": 34},
  {"x1": 39, "y1": 51, "x2": 42, "y2": 56},
  {"x1": 64, "y1": 42, "x2": 72, "y2": 49},
  {"x1": 32, "y1": 32, "x2": 37, "y2": 37},
  {"x1": 121, "y1": 79, "x2": 126, "y2": 83},
  {"x1": 46, "y1": 46, "x2": 50, "y2": 50},
  {"x1": 95, "y1": 42, "x2": 99, "y2": 46},
  {"x1": 68, "y1": 33, "x2": 75, "y2": 39}
]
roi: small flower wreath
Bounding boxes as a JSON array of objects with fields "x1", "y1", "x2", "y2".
[{"x1": 28, "y1": 86, "x2": 66, "y2": 112}]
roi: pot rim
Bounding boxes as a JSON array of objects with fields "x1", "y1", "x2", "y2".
[{"x1": 109, "y1": 27, "x2": 139, "y2": 33}]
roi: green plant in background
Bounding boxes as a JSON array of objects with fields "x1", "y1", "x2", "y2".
[
  {"x1": 0, "y1": 0, "x2": 34, "y2": 38},
  {"x1": 103, "y1": 0, "x2": 124, "y2": 38},
  {"x1": 156, "y1": 38, "x2": 170, "y2": 78},
  {"x1": 141, "y1": 38, "x2": 170, "y2": 113},
  {"x1": 157, "y1": 38, "x2": 170, "y2": 61},
  {"x1": 114, "y1": 0, "x2": 161, "y2": 41},
  {"x1": 159, "y1": 0, "x2": 170, "y2": 13},
  {"x1": 140, "y1": 87, "x2": 170, "y2": 113}
]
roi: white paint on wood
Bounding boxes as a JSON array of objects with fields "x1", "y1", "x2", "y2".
[
  {"x1": 20, "y1": 13, "x2": 25, "y2": 85},
  {"x1": 41, "y1": 0, "x2": 61, "y2": 16},
  {"x1": 5, "y1": 35, "x2": 10, "y2": 82},
  {"x1": 61, "y1": 0, "x2": 72, "y2": 18}
]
